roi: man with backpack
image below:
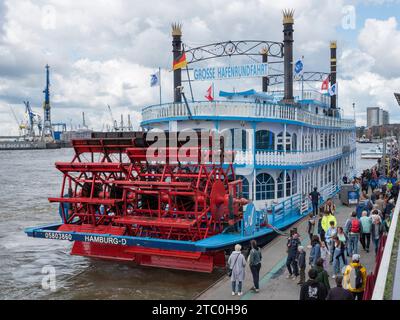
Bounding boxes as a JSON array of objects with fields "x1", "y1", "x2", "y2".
[
  {"x1": 342, "y1": 254, "x2": 367, "y2": 300},
  {"x1": 345, "y1": 211, "x2": 362, "y2": 256}
]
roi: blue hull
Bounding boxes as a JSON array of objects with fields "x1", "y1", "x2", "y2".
[{"x1": 24, "y1": 211, "x2": 302, "y2": 252}]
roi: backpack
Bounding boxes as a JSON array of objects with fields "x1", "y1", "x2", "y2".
[
  {"x1": 349, "y1": 266, "x2": 363, "y2": 289},
  {"x1": 350, "y1": 219, "x2": 360, "y2": 233}
]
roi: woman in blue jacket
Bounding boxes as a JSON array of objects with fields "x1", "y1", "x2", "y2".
[{"x1": 309, "y1": 235, "x2": 321, "y2": 268}]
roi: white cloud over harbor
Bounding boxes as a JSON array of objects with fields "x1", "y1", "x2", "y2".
[{"x1": 0, "y1": 0, "x2": 399, "y2": 134}]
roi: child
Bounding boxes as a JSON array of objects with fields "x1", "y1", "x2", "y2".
[
  {"x1": 325, "y1": 220, "x2": 337, "y2": 263},
  {"x1": 297, "y1": 246, "x2": 306, "y2": 285},
  {"x1": 320, "y1": 241, "x2": 330, "y2": 269}
]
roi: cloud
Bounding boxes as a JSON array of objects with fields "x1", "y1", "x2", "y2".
[
  {"x1": 1, "y1": 0, "x2": 397, "y2": 135},
  {"x1": 334, "y1": 15, "x2": 400, "y2": 125},
  {"x1": 358, "y1": 17, "x2": 400, "y2": 78},
  {"x1": 339, "y1": 71, "x2": 400, "y2": 125},
  {"x1": 0, "y1": 0, "x2": 350, "y2": 135},
  {"x1": 340, "y1": 48, "x2": 375, "y2": 78}
]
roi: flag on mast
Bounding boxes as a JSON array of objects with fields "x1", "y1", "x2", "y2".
[
  {"x1": 205, "y1": 84, "x2": 214, "y2": 101},
  {"x1": 294, "y1": 57, "x2": 304, "y2": 79},
  {"x1": 328, "y1": 83, "x2": 337, "y2": 96},
  {"x1": 173, "y1": 51, "x2": 188, "y2": 71},
  {"x1": 150, "y1": 71, "x2": 160, "y2": 87},
  {"x1": 321, "y1": 76, "x2": 329, "y2": 91}
]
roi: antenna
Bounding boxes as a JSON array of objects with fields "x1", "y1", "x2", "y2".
[{"x1": 82, "y1": 112, "x2": 87, "y2": 129}]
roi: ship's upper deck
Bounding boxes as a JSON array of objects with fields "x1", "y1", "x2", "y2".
[{"x1": 141, "y1": 98, "x2": 355, "y2": 130}]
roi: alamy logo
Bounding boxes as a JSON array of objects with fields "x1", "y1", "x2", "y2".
[
  {"x1": 41, "y1": 5, "x2": 57, "y2": 30},
  {"x1": 342, "y1": 5, "x2": 356, "y2": 30},
  {"x1": 41, "y1": 265, "x2": 56, "y2": 292}
]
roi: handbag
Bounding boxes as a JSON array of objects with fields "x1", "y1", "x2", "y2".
[{"x1": 227, "y1": 254, "x2": 240, "y2": 277}]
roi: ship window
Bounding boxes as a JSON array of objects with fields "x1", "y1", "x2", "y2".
[
  {"x1": 311, "y1": 133, "x2": 314, "y2": 151},
  {"x1": 277, "y1": 132, "x2": 291, "y2": 151},
  {"x1": 320, "y1": 166, "x2": 324, "y2": 187},
  {"x1": 324, "y1": 165, "x2": 328, "y2": 185},
  {"x1": 320, "y1": 133, "x2": 324, "y2": 149},
  {"x1": 256, "y1": 173, "x2": 275, "y2": 200},
  {"x1": 292, "y1": 133, "x2": 297, "y2": 151},
  {"x1": 292, "y1": 171, "x2": 298, "y2": 195},
  {"x1": 277, "y1": 171, "x2": 291, "y2": 198},
  {"x1": 229, "y1": 129, "x2": 248, "y2": 151},
  {"x1": 256, "y1": 130, "x2": 274, "y2": 151},
  {"x1": 233, "y1": 175, "x2": 250, "y2": 199}
]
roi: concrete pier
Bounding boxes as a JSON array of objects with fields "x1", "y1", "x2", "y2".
[{"x1": 197, "y1": 198, "x2": 377, "y2": 300}]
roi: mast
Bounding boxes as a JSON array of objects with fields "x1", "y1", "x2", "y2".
[
  {"x1": 330, "y1": 41, "x2": 337, "y2": 113},
  {"x1": 261, "y1": 47, "x2": 269, "y2": 93},
  {"x1": 282, "y1": 9, "x2": 295, "y2": 104},
  {"x1": 172, "y1": 23, "x2": 183, "y2": 103}
]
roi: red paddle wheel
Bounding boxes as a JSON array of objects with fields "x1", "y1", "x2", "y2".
[{"x1": 48, "y1": 133, "x2": 249, "y2": 272}]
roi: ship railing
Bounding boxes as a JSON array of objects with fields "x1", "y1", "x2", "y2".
[
  {"x1": 233, "y1": 150, "x2": 254, "y2": 165},
  {"x1": 267, "y1": 182, "x2": 340, "y2": 227},
  {"x1": 141, "y1": 101, "x2": 355, "y2": 129},
  {"x1": 254, "y1": 147, "x2": 344, "y2": 166}
]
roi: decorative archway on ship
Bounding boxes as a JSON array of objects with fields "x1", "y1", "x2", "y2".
[{"x1": 171, "y1": 22, "x2": 286, "y2": 103}]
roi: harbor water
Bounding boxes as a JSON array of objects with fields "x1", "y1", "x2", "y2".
[{"x1": 0, "y1": 143, "x2": 376, "y2": 299}]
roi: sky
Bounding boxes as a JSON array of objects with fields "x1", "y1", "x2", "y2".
[{"x1": 0, "y1": 0, "x2": 400, "y2": 135}]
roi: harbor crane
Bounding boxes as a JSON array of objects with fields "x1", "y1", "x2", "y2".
[{"x1": 107, "y1": 104, "x2": 119, "y2": 131}]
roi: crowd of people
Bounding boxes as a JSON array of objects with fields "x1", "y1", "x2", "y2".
[
  {"x1": 297, "y1": 166, "x2": 396, "y2": 300},
  {"x1": 226, "y1": 163, "x2": 397, "y2": 299}
]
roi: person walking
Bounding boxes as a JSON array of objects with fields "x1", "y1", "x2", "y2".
[
  {"x1": 384, "y1": 199, "x2": 395, "y2": 219},
  {"x1": 387, "y1": 180, "x2": 393, "y2": 192},
  {"x1": 326, "y1": 276, "x2": 354, "y2": 300},
  {"x1": 320, "y1": 241, "x2": 330, "y2": 269},
  {"x1": 228, "y1": 244, "x2": 247, "y2": 296},
  {"x1": 286, "y1": 232, "x2": 300, "y2": 280},
  {"x1": 248, "y1": 240, "x2": 262, "y2": 293},
  {"x1": 324, "y1": 198, "x2": 336, "y2": 215},
  {"x1": 360, "y1": 210, "x2": 372, "y2": 253},
  {"x1": 309, "y1": 235, "x2": 321, "y2": 268},
  {"x1": 342, "y1": 254, "x2": 367, "y2": 300},
  {"x1": 345, "y1": 211, "x2": 361, "y2": 256},
  {"x1": 361, "y1": 177, "x2": 369, "y2": 195},
  {"x1": 371, "y1": 215, "x2": 385, "y2": 255},
  {"x1": 297, "y1": 246, "x2": 306, "y2": 285},
  {"x1": 314, "y1": 258, "x2": 330, "y2": 292},
  {"x1": 370, "y1": 179, "x2": 378, "y2": 193},
  {"x1": 317, "y1": 213, "x2": 325, "y2": 245},
  {"x1": 337, "y1": 226, "x2": 349, "y2": 257},
  {"x1": 321, "y1": 210, "x2": 337, "y2": 238},
  {"x1": 299, "y1": 269, "x2": 327, "y2": 300},
  {"x1": 332, "y1": 237, "x2": 346, "y2": 278},
  {"x1": 307, "y1": 213, "x2": 316, "y2": 248},
  {"x1": 309, "y1": 187, "x2": 321, "y2": 217},
  {"x1": 325, "y1": 220, "x2": 337, "y2": 263}
]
